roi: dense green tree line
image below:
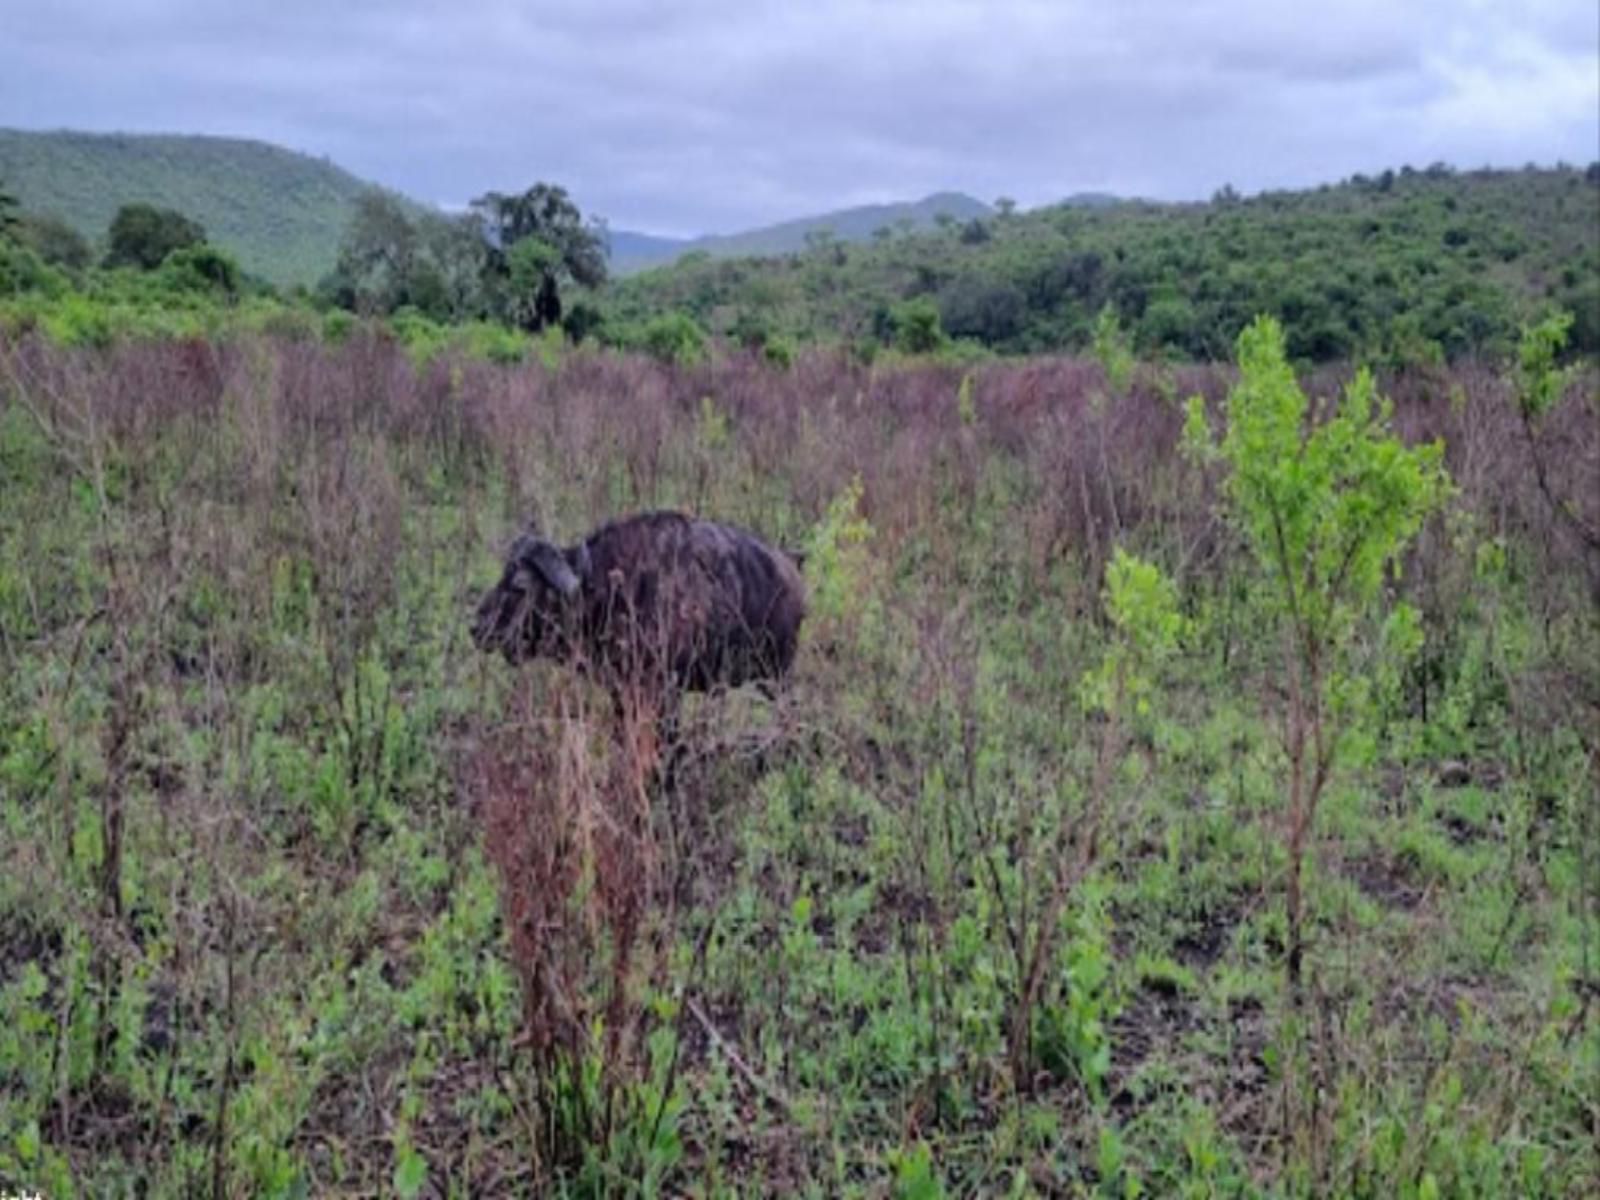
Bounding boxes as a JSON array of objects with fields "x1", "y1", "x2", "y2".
[
  {"x1": 0, "y1": 176, "x2": 610, "y2": 349},
  {"x1": 0, "y1": 191, "x2": 252, "y2": 305},
  {"x1": 316, "y1": 184, "x2": 608, "y2": 335},
  {"x1": 4, "y1": 164, "x2": 1596, "y2": 366},
  {"x1": 605, "y1": 164, "x2": 1600, "y2": 363}
]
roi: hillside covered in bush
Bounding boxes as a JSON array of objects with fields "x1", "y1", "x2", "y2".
[
  {"x1": 606, "y1": 164, "x2": 1600, "y2": 364},
  {"x1": 0, "y1": 129, "x2": 399, "y2": 288}
]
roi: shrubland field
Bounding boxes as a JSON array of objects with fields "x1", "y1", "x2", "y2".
[{"x1": 0, "y1": 322, "x2": 1596, "y2": 1197}]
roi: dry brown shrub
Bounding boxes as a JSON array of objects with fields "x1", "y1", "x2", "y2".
[{"x1": 473, "y1": 676, "x2": 669, "y2": 1170}]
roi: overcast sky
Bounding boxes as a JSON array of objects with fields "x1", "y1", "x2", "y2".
[{"x1": 2, "y1": 1, "x2": 1596, "y2": 237}]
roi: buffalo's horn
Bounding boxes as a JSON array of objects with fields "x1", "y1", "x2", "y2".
[{"x1": 532, "y1": 544, "x2": 581, "y2": 597}]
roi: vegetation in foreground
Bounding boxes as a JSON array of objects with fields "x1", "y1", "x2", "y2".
[{"x1": 0, "y1": 315, "x2": 1595, "y2": 1195}]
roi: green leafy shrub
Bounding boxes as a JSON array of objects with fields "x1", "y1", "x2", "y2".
[
  {"x1": 103, "y1": 201, "x2": 206, "y2": 269},
  {"x1": 803, "y1": 477, "x2": 874, "y2": 630},
  {"x1": 640, "y1": 310, "x2": 707, "y2": 365},
  {"x1": 891, "y1": 296, "x2": 947, "y2": 354},
  {"x1": 460, "y1": 320, "x2": 530, "y2": 364},
  {"x1": 322, "y1": 308, "x2": 357, "y2": 343},
  {"x1": 386, "y1": 305, "x2": 451, "y2": 363},
  {"x1": 160, "y1": 243, "x2": 242, "y2": 297},
  {"x1": 763, "y1": 334, "x2": 796, "y2": 369},
  {"x1": 40, "y1": 290, "x2": 115, "y2": 347},
  {"x1": 0, "y1": 238, "x2": 66, "y2": 297},
  {"x1": 1185, "y1": 314, "x2": 1449, "y2": 1060}
]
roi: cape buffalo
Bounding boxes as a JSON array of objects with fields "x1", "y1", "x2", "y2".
[{"x1": 471, "y1": 511, "x2": 807, "y2": 701}]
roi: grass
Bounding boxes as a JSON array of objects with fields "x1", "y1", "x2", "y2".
[{"x1": 0, "y1": 332, "x2": 1595, "y2": 1196}]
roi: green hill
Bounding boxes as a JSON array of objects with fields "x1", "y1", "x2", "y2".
[
  {"x1": 0, "y1": 129, "x2": 414, "y2": 288},
  {"x1": 609, "y1": 192, "x2": 993, "y2": 273},
  {"x1": 605, "y1": 164, "x2": 1600, "y2": 362}
]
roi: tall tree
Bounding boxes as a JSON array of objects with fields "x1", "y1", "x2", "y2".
[
  {"x1": 104, "y1": 203, "x2": 206, "y2": 269},
  {"x1": 471, "y1": 183, "x2": 607, "y2": 331},
  {"x1": 505, "y1": 236, "x2": 564, "y2": 330},
  {"x1": 327, "y1": 190, "x2": 422, "y2": 313},
  {"x1": 0, "y1": 182, "x2": 19, "y2": 238},
  {"x1": 420, "y1": 211, "x2": 491, "y2": 320},
  {"x1": 324, "y1": 192, "x2": 494, "y2": 320},
  {"x1": 21, "y1": 214, "x2": 92, "y2": 270}
]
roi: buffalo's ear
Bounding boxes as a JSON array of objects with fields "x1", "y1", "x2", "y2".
[{"x1": 509, "y1": 532, "x2": 540, "y2": 564}]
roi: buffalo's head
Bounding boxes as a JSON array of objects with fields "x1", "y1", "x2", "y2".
[{"x1": 471, "y1": 533, "x2": 583, "y2": 663}]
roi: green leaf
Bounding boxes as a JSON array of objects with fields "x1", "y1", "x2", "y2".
[
  {"x1": 393, "y1": 1145, "x2": 427, "y2": 1199},
  {"x1": 894, "y1": 1141, "x2": 945, "y2": 1200},
  {"x1": 15, "y1": 1118, "x2": 40, "y2": 1164}
]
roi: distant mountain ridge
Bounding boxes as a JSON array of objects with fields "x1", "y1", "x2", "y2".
[
  {"x1": 608, "y1": 192, "x2": 994, "y2": 273},
  {"x1": 1058, "y1": 191, "x2": 1126, "y2": 209},
  {"x1": 0, "y1": 129, "x2": 1005, "y2": 286},
  {"x1": 0, "y1": 127, "x2": 1117, "y2": 289},
  {"x1": 606, "y1": 229, "x2": 692, "y2": 269},
  {"x1": 0, "y1": 128, "x2": 402, "y2": 287}
]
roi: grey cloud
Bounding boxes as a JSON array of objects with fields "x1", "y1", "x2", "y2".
[{"x1": 1, "y1": 0, "x2": 1594, "y2": 236}]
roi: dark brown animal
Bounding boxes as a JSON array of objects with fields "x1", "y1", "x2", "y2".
[{"x1": 471, "y1": 511, "x2": 807, "y2": 702}]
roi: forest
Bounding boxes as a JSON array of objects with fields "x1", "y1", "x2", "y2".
[
  {"x1": 604, "y1": 165, "x2": 1600, "y2": 365},
  {"x1": 0, "y1": 161, "x2": 1597, "y2": 1196}
]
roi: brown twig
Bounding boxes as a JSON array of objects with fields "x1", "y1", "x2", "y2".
[{"x1": 686, "y1": 997, "x2": 796, "y2": 1115}]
